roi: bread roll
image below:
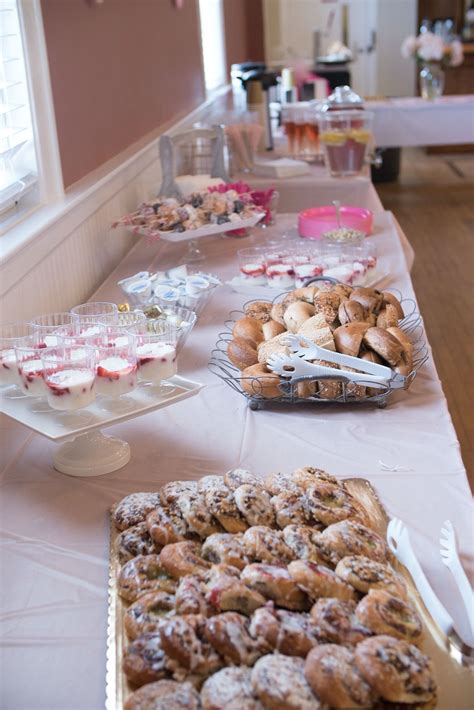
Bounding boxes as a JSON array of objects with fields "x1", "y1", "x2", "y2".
[
  {"x1": 332, "y1": 283, "x2": 353, "y2": 299},
  {"x1": 333, "y1": 322, "x2": 370, "y2": 357},
  {"x1": 284, "y1": 301, "x2": 315, "y2": 333},
  {"x1": 270, "y1": 302, "x2": 286, "y2": 325},
  {"x1": 314, "y1": 360, "x2": 342, "y2": 400},
  {"x1": 232, "y1": 317, "x2": 263, "y2": 345},
  {"x1": 376, "y1": 304, "x2": 399, "y2": 329},
  {"x1": 257, "y1": 333, "x2": 290, "y2": 365},
  {"x1": 394, "y1": 350, "x2": 413, "y2": 378},
  {"x1": 313, "y1": 291, "x2": 340, "y2": 323},
  {"x1": 292, "y1": 286, "x2": 318, "y2": 303},
  {"x1": 296, "y1": 380, "x2": 317, "y2": 398},
  {"x1": 227, "y1": 338, "x2": 258, "y2": 370},
  {"x1": 382, "y1": 291, "x2": 404, "y2": 319},
  {"x1": 386, "y1": 327, "x2": 413, "y2": 357},
  {"x1": 363, "y1": 327, "x2": 403, "y2": 366},
  {"x1": 262, "y1": 320, "x2": 286, "y2": 341},
  {"x1": 240, "y1": 363, "x2": 282, "y2": 399},
  {"x1": 297, "y1": 315, "x2": 336, "y2": 351},
  {"x1": 338, "y1": 300, "x2": 366, "y2": 325},
  {"x1": 244, "y1": 301, "x2": 273, "y2": 323},
  {"x1": 349, "y1": 287, "x2": 383, "y2": 313}
]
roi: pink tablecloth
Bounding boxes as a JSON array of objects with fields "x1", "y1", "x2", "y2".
[{"x1": 0, "y1": 211, "x2": 472, "y2": 710}]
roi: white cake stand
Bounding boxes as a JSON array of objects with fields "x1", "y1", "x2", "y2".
[{"x1": 0, "y1": 376, "x2": 203, "y2": 477}]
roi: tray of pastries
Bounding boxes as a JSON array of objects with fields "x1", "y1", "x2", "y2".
[
  {"x1": 209, "y1": 280, "x2": 428, "y2": 409},
  {"x1": 106, "y1": 466, "x2": 472, "y2": 709}
]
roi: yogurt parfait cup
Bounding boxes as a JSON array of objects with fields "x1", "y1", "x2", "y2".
[
  {"x1": 293, "y1": 247, "x2": 324, "y2": 287},
  {"x1": 0, "y1": 322, "x2": 36, "y2": 389},
  {"x1": 237, "y1": 247, "x2": 267, "y2": 286},
  {"x1": 41, "y1": 346, "x2": 96, "y2": 411},
  {"x1": 99, "y1": 310, "x2": 146, "y2": 334},
  {"x1": 29, "y1": 313, "x2": 79, "y2": 348},
  {"x1": 14, "y1": 334, "x2": 51, "y2": 397},
  {"x1": 132, "y1": 326, "x2": 178, "y2": 389},
  {"x1": 264, "y1": 247, "x2": 295, "y2": 289},
  {"x1": 54, "y1": 321, "x2": 107, "y2": 348},
  {"x1": 71, "y1": 302, "x2": 119, "y2": 326},
  {"x1": 95, "y1": 332, "x2": 138, "y2": 398}
]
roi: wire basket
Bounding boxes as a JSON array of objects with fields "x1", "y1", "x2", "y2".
[{"x1": 208, "y1": 282, "x2": 429, "y2": 410}]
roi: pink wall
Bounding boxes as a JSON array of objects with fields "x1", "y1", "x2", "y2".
[{"x1": 41, "y1": 0, "x2": 206, "y2": 188}]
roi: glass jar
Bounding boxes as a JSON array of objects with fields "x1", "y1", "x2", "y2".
[
  {"x1": 419, "y1": 63, "x2": 445, "y2": 100},
  {"x1": 318, "y1": 110, "x2": 373, "y2": 177}
]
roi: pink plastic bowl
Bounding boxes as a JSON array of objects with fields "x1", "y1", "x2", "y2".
[{"x1": 298, "y1": 205, "x2": 373, "y2": 239}]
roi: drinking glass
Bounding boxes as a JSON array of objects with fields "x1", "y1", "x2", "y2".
[
  {"x1": 41, "y1": 346, "x2": 96, "y2": 411},
  {"x1": 29, "y1": 313, "x2": 79, "y2": 347},
  {"x1": 0, "y1": 322, "x2": 36, "y2": 396},
  {"x1": 71, "y1": 302, "x2": 119, "y2": 325}
]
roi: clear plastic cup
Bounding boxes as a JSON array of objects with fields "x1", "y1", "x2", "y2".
[
  {"x1": 0, "y1": 322, "x2": 35, "y2": 388},
  {"x1": 71, "y1": 302, "x2": 119, "y2": 325},
  {"x1": 264, "y1": 246, "x2": 295, "y2": 289},
  {"x1": 132, "y1": 327, "x2": 178, "y2": 387},
  {"x1": 54, "y1": 321, "x2": 107, "y2": 347},
  {"x1": 99, "y1": 310, "x2": 146, "y2": 333},
  {"x1": 41, "y1": 346, "x2": 96, "y2": 411},
  {"x1": 293, "y1": 246, "x2": 324, "y2": 287},
  {"x1": 237, "y1": 247, "x2": 267, "y2": 285},
  {"x1": 29, "y1": 313, "x2": 79, "y2": 347},
  {"x1": 95, "y1": 332, "x2": 137, "y2": 398},
  {"x1": 14, "y1": 333, "x2": 50, "y2": 397},
  {"x1": 318, "y1": 110, "x2": 373, "y2": 177}
]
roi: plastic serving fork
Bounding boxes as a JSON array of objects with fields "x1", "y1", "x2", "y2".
[
  {"x1": 267, "y1": 334, "x2": 403, "y2": 390},
  {"x1": 387, "y1": 518, "x2": 454, "y2": 636},
  {"x1": 440, "y1": 520, "x2": 474, "y2": 638}
]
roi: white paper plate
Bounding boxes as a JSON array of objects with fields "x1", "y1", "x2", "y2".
[{"x1": 127, "y1": 212, "x2": 265, "y2": 243}]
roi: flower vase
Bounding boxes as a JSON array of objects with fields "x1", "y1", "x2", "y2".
[{"x1": 419, "y1": 63, "x2": 445, "y2": 100}]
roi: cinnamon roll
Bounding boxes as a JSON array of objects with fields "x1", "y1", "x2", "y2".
[
  {"x1": 206, "y1": 566, "x2": 266, "y2": 616},
  {"x1": 243, "y1": 526, "x2": 295, "y2": 565},
  {"x1": 288, "y1": 560, "x2": 357, "y2": 602},
  {"x1": 118, "y1": 554, "x2": 177, "y2": 602},
  {"x1": 336, "y1": 555, "x2": 407, "y2": 597},
  {"x1": 355, "y1": 589, "x2": 423, "y2": 644},
  {"x1": 224, "y1": 468, "x2": 263, "y2": 491},
  {"x1": 173, "y1": 488, "x2": 222, "y2": 539},
  {"x1": 199, "y1": 475, "x2": 248, "y2": 533},
  {"x1": 115, "y1": 521, "x2": 158, "y2": 564},
  {"x1": 250, "y1": 605, "x2": 319, "y2": 657},
  {"x1": 282, "y1": 526, "x2": 327, "y2": 562},
  {"x1": 124, "y1": 591, "x2": 176, "y2": 640},
  {"x1": 272, "y1": 489, "x2": 311, "y2": 528},
  {"x1": 175, "y1": 575, "x2": 210, "y2": 617},
  {"x1": 321, "y1": 520, "x2": 389, "y2": 564},
  {"x1": 234, "y1": 484, "x2": 276, "y2": 528},
  {"x1": 310, "y1": 598, "x2": 371, "y2": 646},
  {"x1": 125, "y1": 680, "x2": 200, "y2": 710},
  {"x1": 203, "y1": 611, "x2": 264, "y2": 665},
  {"x1": 355, "y1": 635, "x2": 437, "y2": 704},
  {"x1": 146, "y1": 504, "x2": 191, "y2": 547},
  {"x1": 201, "y1": 532, "x2": 249, "y2": 570},
  {"x1": 251, "y1": 654, "x2": 323, "y2": 710},
  {"x1": 264, "y1": 471, "x2": 299, "y2": 496},
  {"x1": 201, "y1": 667, "x2": 264, "y2": 710},
  {"x1": 304, "y1": 482, "x2": 367, "y2": 527},
  {"x1": 293, "y1": 466, "x2": 342, "y2": 489},
  {"x1": 159, "y1": 541, "x2": 211, "y2": 580},
  {"x1": 304, "y1": 644, "x2": 376, "y2": 708},
  {"x1": 241, "y1": 563, "x2": 310, "y2": 611},
  {"x1": 123, "y1": 632, "x2": 170, "y2": 687},
  {"x1": 160, "y1": 480, "x2": 198, "y2": 507},
  {"x1": 159, "y1": 614, "x2": 222, "y2": 676},
  {"x1": 114, "y1": 492, "x2": 162, "y2": 531}
]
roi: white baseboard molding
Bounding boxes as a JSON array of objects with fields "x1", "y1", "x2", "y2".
[{"x1": 0, "y1": 87, "x2": 230, "y2": 320}]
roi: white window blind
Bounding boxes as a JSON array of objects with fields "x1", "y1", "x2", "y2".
[
  {"x1": 0, "y1": 0, "x2": 38, "y2": 216},
  {"x1": 199, "y1": 0, "x2": 227, "y2": 91}
]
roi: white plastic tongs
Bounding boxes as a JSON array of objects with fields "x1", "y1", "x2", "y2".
[{"x1": 266, "y1": 334, "x2": 405, "y2": 390}]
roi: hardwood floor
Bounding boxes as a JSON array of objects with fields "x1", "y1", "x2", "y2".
[{"x1": 376, "y1": 149, "x2": 474, "y2": 490}]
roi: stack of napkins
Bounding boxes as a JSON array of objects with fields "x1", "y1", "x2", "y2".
[{"x1": 252, "y1": 158, "x2": 311, "y2": 178}]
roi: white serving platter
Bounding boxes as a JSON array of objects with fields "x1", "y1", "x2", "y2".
[{"x1": 126, "y1": 211, "x2": 265, "y2": 243}]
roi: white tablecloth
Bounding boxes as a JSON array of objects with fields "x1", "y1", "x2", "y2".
[
  {"x1": 1, "y1": 211, "x2": 472, "y2": 709},
  {"x1": 368, "y1": 95, "x2": 474, "y2": 147}
]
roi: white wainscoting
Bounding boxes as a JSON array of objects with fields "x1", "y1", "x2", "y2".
[{"x1": 0, "y1": 88, "x2": 228, "y2": 321}]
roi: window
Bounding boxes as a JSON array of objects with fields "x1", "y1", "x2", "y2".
[
  {"x1": 0, "y1": 0, "x2": 38, "y2": 216},
  {"x1": 199, "y1": 0, "x2": 227, "y2": 91}
]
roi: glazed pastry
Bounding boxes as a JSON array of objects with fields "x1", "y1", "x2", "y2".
[
  {"x1": 355, "y1": 635, "x2": 437, "y2": 704},
  {"x1": 335, "y1": 555, "x2": 407, "y2": 597},
  {"x1": 264, "y1": 471, "x2": 298, "y2": 496},
  {"x1": 124, "y1": 591, "x2": 176, "y2": 640},
  {"x1": 173, "y1": 488, "x2": 222, "y2": 538},
  {"x1": 241, "y1": 563, "x2": 310, "y2": 611},
  {"x1": 201, "y1": 667, "x2": 264, "y2": 710},
  {"x1": 251, "y1": 654, "x2": 322, "y2": 710},
  {"x1": 199, "y1": 475, "x2": 248, "y2": 533},
  {"x1": 201, "y1": 532, "x2": 249, "y2": 570},
  {"x1": 310, "y1": 598, "x2": 371, "y2": 646},
  {"x1": 124, "y1": 680, "x2": 200, "y2": 710},
  {"x1": 288, "y1": 560, "x2": 357, "y2": 602},
  {"x1": 175, "y1": 575, "x2": 210, "y2": 617},
  {"x1": 118, "y1": 554, "x2": 177, "y2": 602},
  {"x1": 282, "y1": 526, "x2": 328, "y2": 562},
  {"x1": 321, "y1": 520, "x2": 389, "y2": 564},
  {"x1": 272, "y1": 489, "x2": 311, "y2": 528},
  {"x1": 123, "y1": 632, "x2": 170, "y2": 687},
  {"x1": 114, "y1": 492, "x2": 162, "y2": 531},
  {"x1": 250, "y1": 605, "x2": 319, "y2": 657},
  {"x1": 243, "y1": 526, "x2": 295, "y2": 564},
  {"x1": 203, "y1": 611, "x2": 263, "y2": 665},
  {"x1": 115, "y1": 521, "x2": 158, "y2": 564},
  {"x1": 224, "y1": 468, "x2": 263, "y2": 491},
  {"x1": 159, "y1": 614, "x2": 222, "y2": 676},
  {"x1": 293, "y1": 466, "x2": 341, "y2": 489},
  {"x1": 304, "y1": 482, "x2": 367, "y2": 527},
  {"x1": 160, "y1": 481, "x2": 198, "y2": 507},
  {"x1": 159, "y1": 541, "x2": 211, "y2": 579},
  {"x1": 234, "y1": 484, "x2": 276, "y2": 528},
  {"x1": 355, "y1": 589, "x2": 423, "y2": 644},
  {"x1": 304, "y1": 644, "x2": 376, "y2": 709},
  {"x1": 206, "y1": 566, "x2": 267, "y2": 616},
  {"x1": 146, "y1": 505, "x2": 191, "y2": 547},
  {"x1": 124, "y1": 679, "x2": 200, "y2": 710}
]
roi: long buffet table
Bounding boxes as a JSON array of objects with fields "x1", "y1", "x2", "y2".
[{"x1": 1, "y1": 179, "x2": 473, "y2": 709}]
